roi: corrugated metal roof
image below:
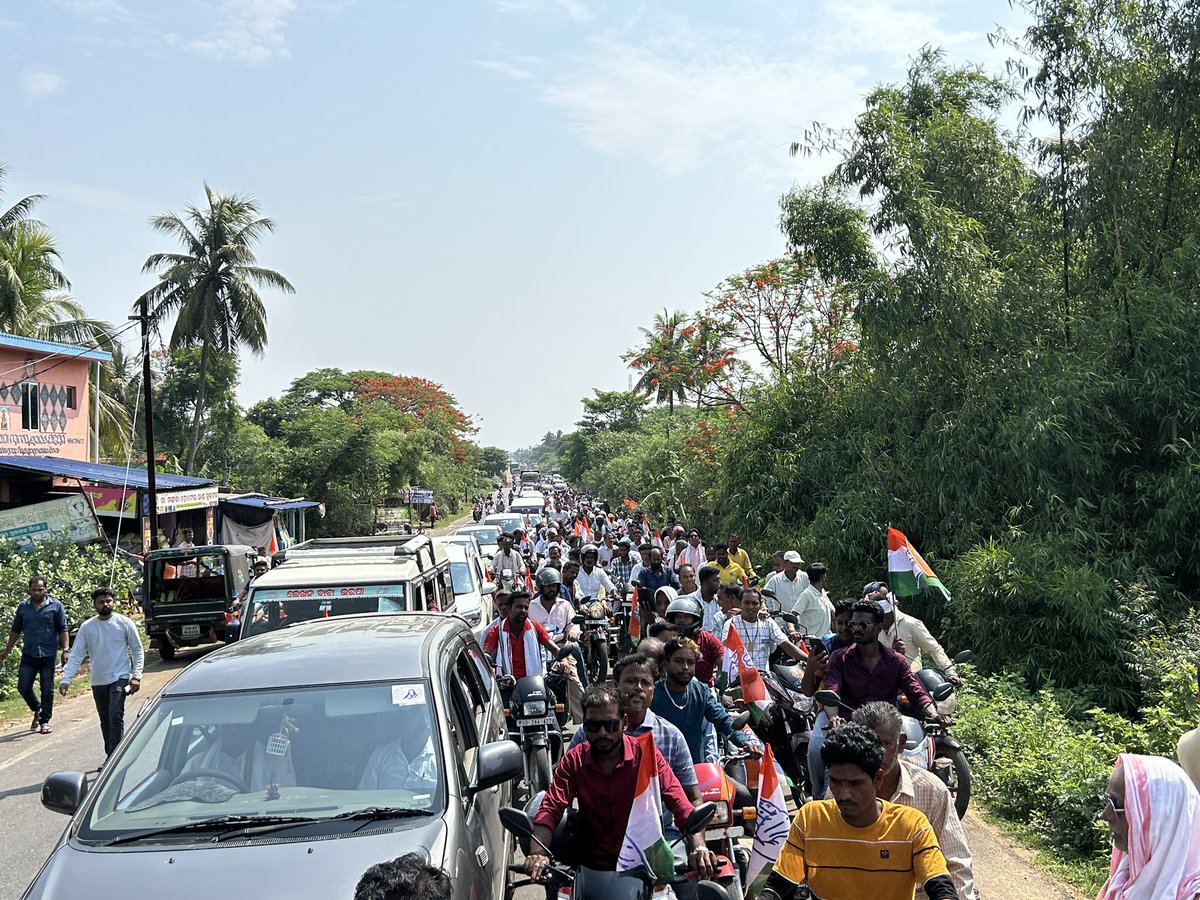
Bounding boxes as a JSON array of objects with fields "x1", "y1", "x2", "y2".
[
  {"x1": 220, "y1": 493, "x2": 320, "y2": 510},
  {"x1": 0, "y1": 332, "x2": 112, "y2": 363},
  {"x1": 0, "y1": 455, "x2": 215, "y2": 490}
]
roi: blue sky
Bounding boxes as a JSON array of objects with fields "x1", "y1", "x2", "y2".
[{"x1": 1, "y1": 0, "x2": 1030, "y2": 451}]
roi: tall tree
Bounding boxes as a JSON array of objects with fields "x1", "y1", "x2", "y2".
[
  {"x1": 140, "y1": 184, "x2": 294, "y2": 473},
  {"x1": 624, "y1": 309, "x2": 694, "y2": 433}
]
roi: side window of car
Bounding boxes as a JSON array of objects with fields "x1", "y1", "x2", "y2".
[
  {"x1": 446, "y1": 677, "x2": 479, "y2": 789},
  {"x1": 455, "y1": 648, "x2": 489, "y2": 734}
]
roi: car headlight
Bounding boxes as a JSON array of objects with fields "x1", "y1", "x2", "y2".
[{"x1": 522, "y1": 700, "x2": 547, "y2": 717}]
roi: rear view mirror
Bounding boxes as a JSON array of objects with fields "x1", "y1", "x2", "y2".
[
  {"x1": 815, "y1": 690, "x2": 842, "y2": 709},
  {"x1": 953, "y1": 650, "x2": 973, "y2": 665},
  {"x1": 42, "y1": 771, "x2": 88, "y2": 816},
  {"x1": 470, "y1": 740, "x2": 523, "y2": 795},
  {"x1": 498, "y1": 806, "x2": 535, "y2": 840},
  {"x1": 683, "y1": 801, "x2": 717, "y2": 835},
  {"x1": 481, "y1": 582, "x2": 497, "y2": 596}
]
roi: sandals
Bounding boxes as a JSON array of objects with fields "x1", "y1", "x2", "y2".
[
  {"x1": 39, "y1": 724, "x2": 52, "y2": 734},
  {"x1": 30, "y1": 714, "x2": 39, "y2": 732}
]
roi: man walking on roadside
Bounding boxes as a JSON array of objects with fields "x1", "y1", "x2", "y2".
[
  {"x1": 0, "y1": 577, "x2": 69, "y2": 734},
  {"x1": 59, "y1": 587, "x2": 144, "y2": 758}
]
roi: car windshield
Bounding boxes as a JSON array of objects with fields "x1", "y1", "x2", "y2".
[
  {"x1": 460, "y1": 526, "x2": 500, "y2": 544},
  {"x1": 241, "y1": 584, "x2": 407, "y2": 638},
  {"x1": 79, "y1": 682, "x2": 441, "y2": 843},
  {"x1": 450, "y1": 562, "x2": 475, "y2": 595},
  {"x1": 148, "y1": 553, "x2": 231, "y2": 605}
]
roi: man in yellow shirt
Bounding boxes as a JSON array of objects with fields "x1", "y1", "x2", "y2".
[
  {"x1": 713, "y1": 543, "x2": 748, "y2": 586},
  {"x1": 758, "y1": 723, "x2": 957, "y2": 900},
  {"x1": 727, "y1": 533, "x2": 757, "y2": 581}
]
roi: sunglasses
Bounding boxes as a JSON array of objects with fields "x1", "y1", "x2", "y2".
[
  {"x1": 848, "y1": 620, "x2": 876, "y2": 631},
  {"x1": 582, "y1": 718, "x2": 623, "y2": 734},
  {"x1": 1100, "y1": 793, "x2": 1125, "y2": 815}
]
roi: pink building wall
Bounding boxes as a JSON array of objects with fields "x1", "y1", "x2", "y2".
[{"x1": 0, "y1": 347, "x2": 93, "y2": 460}]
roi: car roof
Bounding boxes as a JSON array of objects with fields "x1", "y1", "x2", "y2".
[
  {"x1": 162, "y1": 614, "x2": 467, "y2": 693},
  {"x1": 251, "y1": 555, "x2": 425, "y2": 586},
  {"x1": 458, "y1": 524, "x2": 499, "y2": 533}
]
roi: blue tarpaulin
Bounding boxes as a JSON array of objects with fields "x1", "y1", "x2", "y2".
[{"x1": 0, "y1": 456, "x2": 215, "y2": 491}]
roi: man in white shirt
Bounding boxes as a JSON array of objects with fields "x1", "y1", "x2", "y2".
[
  {"x1": 597, "y1": 533, "x2": 616, "y2": 568},
  {"x1": 884, "y1": 602, "x2": 959, "y2": 681},
  {"x1": 574, "y1": 545, "x2": 616, "y2": 600},
  {"x1": 788, "y1": 562, "x2": 835, "y2": 639},
  {"x1": 60, "y1": 587, "x2": 145, "y2": 758},
  {"x1": 722, "y1": 589, "x2": 807, "y2": 670},
  {"x1": 686, "y1": 565, "x2": 724, "y2": 634},
  {"x1": 675, "y1": 529, "x2": 706, "y2": 572},
  {"x1": 491, "y1": 534, "x2": 527, "y2": 580},
  {"x1": 762, "y1": 550, "x2": 810, "y2": 617}
]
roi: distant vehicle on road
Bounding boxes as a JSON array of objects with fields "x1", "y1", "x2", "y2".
[{"x1": 454, "y1": 525, "x2": 501, "y2": 560}]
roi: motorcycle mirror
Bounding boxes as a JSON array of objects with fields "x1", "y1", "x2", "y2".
[
  {"x1": 779, "y1": 612, "x2": 799, "y2": 625},
  {"x1": 815, "y1": 689, "x2": 842, "y2": 709},
  {"x1": 498, "y1": 806, "x2": 535, "y2": 840},
  {"x1": 571, "y1": 615, "x2": 585, "y2": 625},
  {"x1": 683, "y1": 801, "x2": 717, "y2": 836},
  {"x1": 730, "y1": 710, "x2": 751, "y2": 730},
  {"x1": 953, "y1": 650, "x2": 973, "y2": 664}
]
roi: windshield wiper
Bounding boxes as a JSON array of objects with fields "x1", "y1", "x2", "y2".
[
  {"x1": 329, "y1": 806, "x2": 431, "y2": 831},
  {"x1": 103, "y1": 814, "x2": 318, "y2": 846}
]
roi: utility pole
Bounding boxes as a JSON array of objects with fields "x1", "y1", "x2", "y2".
[{"x1": 134, "y1": 294, "x2": 159, "y2": 549}]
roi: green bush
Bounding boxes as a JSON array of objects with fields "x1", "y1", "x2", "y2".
[
  {"x1": 0, "y1": 539, "x2": 139, "y2": 700},
  {"x1": 955, "y1": 635, "x2": 1198, "y2": 886}
]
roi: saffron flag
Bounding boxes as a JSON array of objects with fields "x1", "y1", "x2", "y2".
[
  {"x1": 886, "y1": 528, "x2": 951, "y2": 601},
  {"x1": 628, "y1": 597, "x2": 641, "y2": 639},
  {"x1": 623, "y1": 498, "x2": 639, "y2": 509},
  {"x1": 745, "y1": 743, "x2": 790, "y2": 895},
  {"x1": 616, "y1": 732, "x2": 677, "y2": 885}
]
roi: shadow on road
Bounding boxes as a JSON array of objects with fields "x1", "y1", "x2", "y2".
[{"x1": 0, "y1": 782, "x2": 42, "y2": 801}]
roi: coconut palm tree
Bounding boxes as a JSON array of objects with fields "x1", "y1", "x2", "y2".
[
  {"x1": 140, "y1": 184, "x2": 294, "y2": 474},
  {"x1": 623, "y1": 308, "x2": 694, "y2": 414}
]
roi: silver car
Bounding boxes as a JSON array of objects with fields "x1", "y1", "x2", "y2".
[{"x1": 27, "y1": 614, "x2": 521, "y2": 899}]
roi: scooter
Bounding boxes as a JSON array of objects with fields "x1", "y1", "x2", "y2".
[{"x1": 500, "y1": 803, "x2": 732, "y2": 900}]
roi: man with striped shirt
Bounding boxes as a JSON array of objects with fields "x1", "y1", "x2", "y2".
[{"x1": 759, "y1": 723, "x2": 957, "y2": 900}]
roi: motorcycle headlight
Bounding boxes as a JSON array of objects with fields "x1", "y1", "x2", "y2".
[
  {"x1": 710, "y1": 802, "x2": 730, "y2": 826},
  {"x1": 585, "y1": 601, "x2": 606, "y2": 619},
  {"x1": 523, "y1": 700, "x2": 547, "y2": 717}
]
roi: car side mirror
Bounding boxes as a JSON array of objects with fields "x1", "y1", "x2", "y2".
[
  {"x1": 42, "y1": 771, "x2": 88, "y2": 816},
  {"x1": 481, "y1": 582, "x2": 497, "y2": 596},
  {"x1": 683, "y1": 801, "x2": 717, "y2": 835},
  {"x1": 470, "y1": 740, "x2": 523, "y2": 795}
]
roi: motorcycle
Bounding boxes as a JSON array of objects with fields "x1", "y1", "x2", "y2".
[
  {"x1": 498, "y1": 566, "x2": 521, "y2": 592},
  {"x1": 499, "y1": 803, "x2": 732, "y2": 900},
  {"x1": 818, "y1": 650, "x2": 974, "y2": 818},
  {"x1": 694, "y1": 751, "x2": 756, "y2": 900},
  {"x1": 505, "y1": 657, "x2": 568, "y2": 798},
  {"x1": 755, "y1": 665, "x2": 817, "y2": 807},
  {"x1": 612, "y1": 588, "x2": 636, "y2": 658},
  {"x1": 574, "y1": 599, "x2": 610, "y2": 685}
]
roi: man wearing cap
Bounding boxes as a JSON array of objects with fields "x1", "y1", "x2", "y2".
[
  {"x1": 763, "y1": 551, "x2": 811, "y2": 623},
  {"x1": 59, "y1": 587, "x2": 144, "y2": 758}
]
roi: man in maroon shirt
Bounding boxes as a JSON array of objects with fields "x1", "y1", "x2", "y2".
[
  {"x1": 482, "y1": 591, "x2": 560, "y2": 689},
  {"x1": 808, "y1": 598, "x2": 942, "y2": 798},
  {"x1": 527, "y1": 686, "x2": 717, "y2": 881}
]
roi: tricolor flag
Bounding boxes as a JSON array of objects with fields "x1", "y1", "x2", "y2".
[
  {"x1": 722, "y1": 623, "x2": 747, "y2": 686},
  {"x1": 616, "y1": 732, "x2": 676, "y2": 885},
  {"x1": 740, "y1": 663, "x2": 771, "y2": 725},
  {"x1": 628, "y1": 600, "x2": 641, "y2": 640},
  {"x1": 573, "y1": 519, "x2": 593, "y2": 543},
  {"x1": 886, "y1": 528, "x2": 951, "y2": 601},
  {"x1": 746, "y1": 744, "x2": 790, "y2": 895}
]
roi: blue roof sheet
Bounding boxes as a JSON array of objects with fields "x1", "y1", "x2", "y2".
[
  {"x1": 221, "y1": 494, "x2": 320, "y2": 511},
  {"x1": 0, "y1": 456, "x2": 215, "y2": 490},
  {"x1": 0, "y1": 332, "x2": 111, "y2": 363}
]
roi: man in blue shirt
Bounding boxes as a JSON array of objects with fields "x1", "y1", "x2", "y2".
[
  {"x1": 0, "y1": 578, "x2": 69, "y2": 734},
  {"x1": 650, "y1": 637, "x2": 760, "y2": 764}
]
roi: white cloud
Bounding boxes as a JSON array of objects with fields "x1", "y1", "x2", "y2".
[
  {"x1": 20, "y1": 69, "x2": 66, "y2": 99},
  {"x1": 474, "y1": 59, "x2": 535, "y2": 80},
  {"x1": 496, "y1": 0, "x2": 592, "y2": 23},
  {"x1": 186, "y1": 0, "x2": 297, "y2": 65},
  {"x1": 815, "y1": 0, "x2": 978, "y2": 65}
]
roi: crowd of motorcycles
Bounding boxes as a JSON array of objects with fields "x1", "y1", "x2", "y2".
[{"x1": 476, "y1": 482, "x2": 973, "y2": 900}]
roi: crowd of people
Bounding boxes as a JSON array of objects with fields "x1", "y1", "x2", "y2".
[{"x1": 478, "y1": 484, "x2": 1200, "y2": 900}]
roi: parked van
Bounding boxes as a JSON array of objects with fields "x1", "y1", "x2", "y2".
[{"x1": 238, "y1": 534, "x2": 455, "y2": 639}]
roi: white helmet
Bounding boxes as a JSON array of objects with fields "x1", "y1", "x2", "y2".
[{"x1": 665, "y1": 596, "x2": 703, "y2": 622}]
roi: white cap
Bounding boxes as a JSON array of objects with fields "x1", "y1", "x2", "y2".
[{"x1": 782, "y1": 550, "x2": 805, "y2": 565}]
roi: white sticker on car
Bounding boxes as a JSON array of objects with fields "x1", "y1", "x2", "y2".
[{"x1": 392, "y1": 684, "x2": 424, "y2": 706}]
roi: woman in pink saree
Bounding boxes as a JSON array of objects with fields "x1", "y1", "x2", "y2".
[{"x1": 1099, "y1": 753, "x2": 1200, "y2": 900}]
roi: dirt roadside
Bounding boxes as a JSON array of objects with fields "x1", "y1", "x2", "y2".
[{"x1": 963, "y1": 812, "x2": 1087, "y2": 899}]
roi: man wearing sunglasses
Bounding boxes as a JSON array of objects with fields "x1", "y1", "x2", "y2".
[
  {"x1": 529, "y1": 685, "x2": 717, "y2": 884},
  {"x1": 807, "y1": 599, "x2": 940, "y2": 800}
]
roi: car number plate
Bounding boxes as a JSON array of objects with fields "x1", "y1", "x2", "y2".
[
  {"x1": 181, "y1": 624, "x2": 201, "y2": 637},
  {"x1": 520, "y1": 715, "x2": 559, "y2": 727}
]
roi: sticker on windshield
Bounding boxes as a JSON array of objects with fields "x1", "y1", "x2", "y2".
[
  {"x1": 252, "y1": 585, "x2": 406, "y2": 601},
  {"x1": 392, "y1": 684, "x2": 424, "y2": 706}
]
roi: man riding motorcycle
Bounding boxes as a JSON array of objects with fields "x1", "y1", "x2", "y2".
[
  {"x1": 529, "y1": 567, "x2": 589, "y2": 693},
  {"x1": 574, "y1": 544, "x2": 617, "y2": 602},
  {"x1": 663, "y1": 595, "x2": 724, "y2": 687},
  {"x1": 492, "y1": 534, "x2": 527, "y2": 588}
]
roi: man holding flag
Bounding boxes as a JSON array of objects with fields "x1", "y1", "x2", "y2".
[{"x1": 528, "y1": 685, "x2": 717, "y2": 885}]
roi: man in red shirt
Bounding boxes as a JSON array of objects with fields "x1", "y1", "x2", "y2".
[
  {"x1": 482, "y1": 591, "x2": 559, "y2": 692},
  {"x1": 527, "y1": 686, "x2": 717, "y2": 880}
]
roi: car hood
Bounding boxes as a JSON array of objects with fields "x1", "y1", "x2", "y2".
[{"x1": 23, "y1": 818, "x2": 448, "y2": 899}]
